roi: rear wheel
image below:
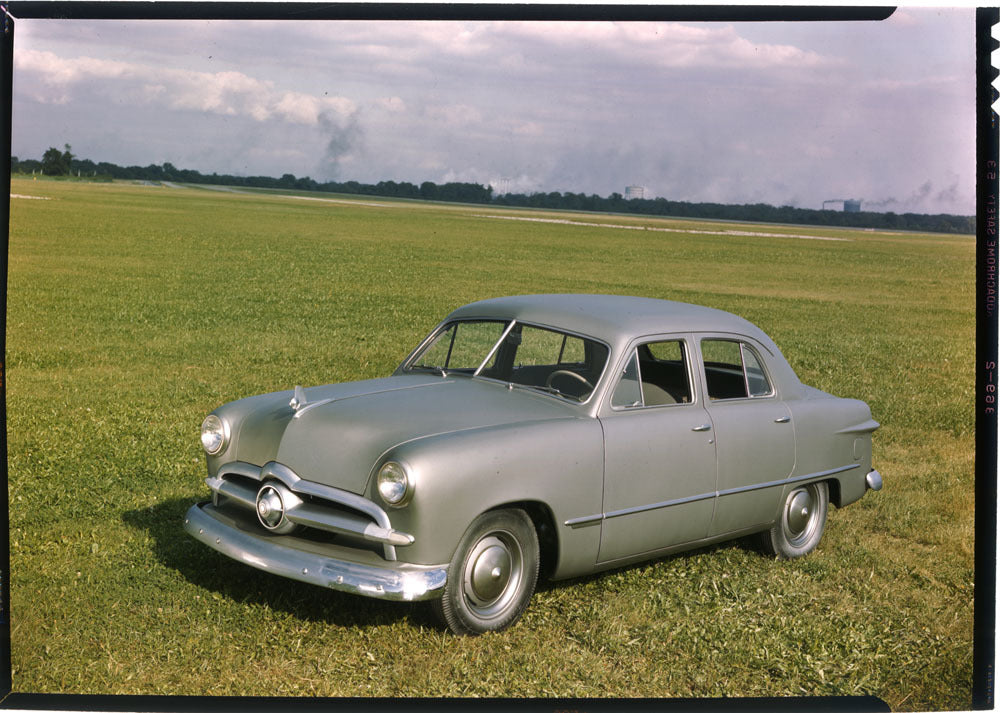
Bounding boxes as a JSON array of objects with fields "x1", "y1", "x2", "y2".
[
  {"x1": 760, "y1": 481, "x2": 828, "y2": 559},
  {"x1": 433, "y1": 509, "x2": 539, "y2": 635}
]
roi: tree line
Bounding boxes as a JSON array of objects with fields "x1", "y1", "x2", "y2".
[{"x1": 12, "y1": 147, "x2": 974, "y2": 235}]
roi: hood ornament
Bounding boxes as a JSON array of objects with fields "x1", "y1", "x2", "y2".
[{"x1": 290, "y1": 385, "x2": 308, "y2": 410}]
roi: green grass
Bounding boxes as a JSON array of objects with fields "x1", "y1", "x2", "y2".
[{"x1": 6, "y1": 178, "x2": 975, "y2": 707}]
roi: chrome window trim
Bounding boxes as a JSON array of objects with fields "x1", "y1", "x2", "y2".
[
  {"x1": 474, "y1": 319, "x2": 517, "y2": 375},
  {"x1": 608, "y1": 337, "x2": 695, "y2": 412},
  {"x1": 400, "y1": 317, "x2": 510, "y2": 374},
  {"x1": 699, "y1": 336, "x2": 778, "y2": 402},
  {"x1": 466, "y1": 319, "x2": 614, "y2": 406},
  {"x1": 562, "y1": 464, "x2": 860, "y2": 527},
  {"x1": 401, "y1": 318, "x2": 611, "y2": 406},
  {"x1": 609, "y1": 348, "x2": 642, "y2": 410},
  {"x1": 739, "y1": 341, "x2": 775, "y2": 398}
]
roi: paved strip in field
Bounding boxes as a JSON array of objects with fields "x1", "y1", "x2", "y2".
[
  {"x1": 475, "y1": 214, "x2": 852, "y2": 241},
  {"x1": 169, "y1": 183, "x2": 398, "y2": 208},
  {"x1": 11, "y1": 194, "x2": 51, "y2": 200},
  {"x1": 286, "y1": 195, "x2": 397, "y2": 208}
]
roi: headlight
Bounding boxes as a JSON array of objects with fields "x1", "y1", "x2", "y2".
[
  {"x1": 200, "y1": 414, "x2": 229, "y2": 456},
  {"x1": 377, "y1": 461, "x2": 413, "y2": 507}
]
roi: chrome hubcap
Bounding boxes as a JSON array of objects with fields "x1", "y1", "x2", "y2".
[
  {"x1": 783, "y1": 484, "x2": 822, "y2": 547},
  {"x1": 786, "y1": 490, "x2": 813, "y2": 536},
  {"x1": 463, "y1": 532, "x2": 522, "y2": 617}
]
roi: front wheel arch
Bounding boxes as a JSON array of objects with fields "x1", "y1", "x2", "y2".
[{"x1": 491, "y1": 500, "x2": 558, "y2": 580}]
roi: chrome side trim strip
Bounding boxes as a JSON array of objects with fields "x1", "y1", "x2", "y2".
[
  {"x1": 605, "y1": 491, "x2": 716, "y2": 521},
  {"x1": 185, "y1": 504, "x2": 446, "y2": 602},
  {"x1": 717, "y1": 464, "x2": 859, "y2": 499},
  {"x1": 562, "y1": 463, "x2": 861, "y2": 527}
]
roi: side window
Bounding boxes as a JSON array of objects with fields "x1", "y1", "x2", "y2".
[
  {"x1": 639, "y1": 340, "x2": 692, "y2": 404},
  {"x1": 611, "y1": 351, "x2": 642, "y2": 408},
  {"x1": 701, "y1": 339, "x2": 773, "y2": 400},
  {"x1": 742, "y1": 346, "x2": 772, "y2": 397},
  {"x1": 611, "y1": 339, "x2": 692, "y2": 408}
]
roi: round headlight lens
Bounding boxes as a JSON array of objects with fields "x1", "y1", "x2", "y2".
[
  {"x1": 200, "y1": 414, "x2": 228, "y2": 456},
  {"x1": 377, "y1": 461, "x2": 411, "y2": 506}
]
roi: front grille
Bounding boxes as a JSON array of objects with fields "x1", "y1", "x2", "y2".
[{"x1": 206, "y1": 461, "x2": 412, "y2": 561}]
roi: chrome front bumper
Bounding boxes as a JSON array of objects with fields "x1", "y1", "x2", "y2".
[{"x1": 184, "y1": 503, "x2": 448, "y2": 601}]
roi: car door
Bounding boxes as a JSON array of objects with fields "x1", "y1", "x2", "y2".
[
  {"x1": 698, "y1": 336, "x2": 795, "y2": 536},
  {"x1": 597, "y1": 336, "x2": 718, "y2": 564}
]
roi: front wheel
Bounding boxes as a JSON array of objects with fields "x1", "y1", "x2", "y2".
[
  {"x1": 760, "y1": 481, "x2": 828, "y2": 559},
  {"x1": 433, "y1": 509, "x2": 539, "y2": 635}
]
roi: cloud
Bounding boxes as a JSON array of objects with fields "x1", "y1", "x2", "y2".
[
  {"x1": 11, "y1": 15, "x2": 974, "y2": 214},
  {"x1": 15, "y1": 48, "x2": 355, "y2": 125},
  {"x1": 494, "y1": 22, "x2": 838, "y2": 71},
  {"x1": 374, "y1": 96, "x2": 406, "y2": 113},
  {"x1": 426, "y1": 104, "x2": 483, "y2": 128}
]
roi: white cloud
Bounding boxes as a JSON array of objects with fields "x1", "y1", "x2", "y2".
[
  {"x1": 494, "y1": 21, "x2": 837, "y2": 71},
  {"x1": 374, "y1": 96, "x2": 406, "y2": 113},
  {"x1": 11, "y1": 15, "x2": 974, "y2": 214},
  {"x1": 15, "y1": 48, "x2": 355, "y2": 125},
  {"x1": 427, "y1": 103, "x2": 483, "y2": 128}
]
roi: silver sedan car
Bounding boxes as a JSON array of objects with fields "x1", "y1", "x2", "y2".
[{"x1": 185, "y1": 294, "x2": 882, "y2": 634}]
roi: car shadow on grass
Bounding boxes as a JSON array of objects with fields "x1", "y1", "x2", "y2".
[{"x1": 121, "y1": 498, "x2": 440, "y2": 631}]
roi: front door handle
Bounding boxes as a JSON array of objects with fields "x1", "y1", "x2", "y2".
[
  {"x1": 692, "y1": 424, "x2": 712, "y2": 432},
  {"x1": 774, "y1": 416, "x2": 791, "y2": 423}
]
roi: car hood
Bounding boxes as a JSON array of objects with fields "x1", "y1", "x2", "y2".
[{"x1": 229, "y1": 374, "x2": 579, "y2": 495}]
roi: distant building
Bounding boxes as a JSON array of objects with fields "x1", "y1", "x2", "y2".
[
  {"x1": 625, "y1": 185, "x2": 646, "y2": 200},
  {"x1": 822, "y1": 198, "x2": 863, "y2": 212}
]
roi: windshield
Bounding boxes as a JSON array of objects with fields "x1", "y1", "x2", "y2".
[{"x1": 405, "y1": 320, "x2": 609, "y2": 402}]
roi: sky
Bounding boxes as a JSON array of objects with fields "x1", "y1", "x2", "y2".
[{"x1": 10, "y1": 8, "x2": 976, "y2": 215}]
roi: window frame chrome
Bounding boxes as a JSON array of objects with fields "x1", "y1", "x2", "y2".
[
  {"x1": 402, "y1": 317, "x2": 613, "y2": 406},
  {"x1": 698, "y1": 335, "x2": 777, "y2": 402},
  {"x1": 607, "y1": 335, "x2": 696, "y2": 412}
]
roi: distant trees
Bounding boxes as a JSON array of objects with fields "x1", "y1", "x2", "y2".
[
  {"x1": 11, "y1": 147, "x2": 974, "y2": 234},
  {"x1": 41, "y1": 144, "x2": 74, "y2": 175}
]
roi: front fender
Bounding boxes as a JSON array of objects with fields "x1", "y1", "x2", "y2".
[{"x1": 379, "y1": 417, "x2": 604, "y2": 575}]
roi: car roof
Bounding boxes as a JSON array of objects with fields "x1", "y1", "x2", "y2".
[{"x1": 446, "y1": 294, "x2": 770, "y2": 347}]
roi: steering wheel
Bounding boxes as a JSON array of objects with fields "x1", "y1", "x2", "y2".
[{"x1": 545, "y1": 369, "x2": 594, "y2": 391}]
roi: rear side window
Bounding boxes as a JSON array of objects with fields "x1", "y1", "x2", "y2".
[
  {"x1": 701, "y1": 339, "x2": 773, "y2": 400},
  {"x1": 611, "y1": 339, "x2": 692, "y2": 408}
]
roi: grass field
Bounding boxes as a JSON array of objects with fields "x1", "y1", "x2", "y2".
[{"x1": 6, "y1": 178, "x2": 975, "y2": 708}]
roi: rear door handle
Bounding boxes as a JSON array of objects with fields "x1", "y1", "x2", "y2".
[
  {"x1": 774, "y1": 416, "x2": 790, "y2": 423},
  {"x1": 692, "y1": 424, "x2": 712, "y2": 432}
]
